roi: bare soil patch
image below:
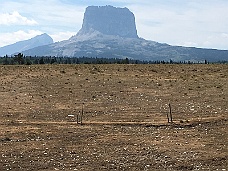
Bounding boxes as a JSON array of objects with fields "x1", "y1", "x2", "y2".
[{"x1": 0, "y1": 64, "x2": 227, "y2": 170}]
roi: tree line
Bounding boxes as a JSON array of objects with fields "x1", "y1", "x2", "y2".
[
  {"x1": 0, "y1": 54, "x2": 137, "y2": 65},
  {"x1": 0, "y1": 53, "x2": 227, "y2": 65}
]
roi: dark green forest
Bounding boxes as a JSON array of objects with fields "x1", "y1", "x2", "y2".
[{"x1": 0, "y1": 53, "x2": 227, "y2": 65}]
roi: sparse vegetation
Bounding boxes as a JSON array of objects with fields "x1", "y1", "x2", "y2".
[{"x1": 0, "y1": 64, "x2": 227, "y2": 170}]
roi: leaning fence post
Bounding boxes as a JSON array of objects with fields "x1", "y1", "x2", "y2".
[
  {"x1": 167, "y1": 109, "x2": 170, "y2": 123},
  {"x1": 169, "y1": 103, "x2": 173, "y2": 122},
  {"x1": 80, "y1": 104, "x2": 84, "y2": 124},
  {"x1": 77, "y1": 114, "x2": 79, "y2": 124}
]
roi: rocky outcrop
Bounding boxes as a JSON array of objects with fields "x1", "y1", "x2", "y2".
[
  {"x1": 0, "y1": 33, "x2": 53, "y2": 56},
  {"x1": 19, "y1": 6, "x2": 228, "y2": 62},
  {"x1": 77, "y1": 5, "x2": 138, "y2": 38}
]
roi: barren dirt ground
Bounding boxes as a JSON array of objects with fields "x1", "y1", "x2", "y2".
[{"x1": 0, "y1": 64, "x2": 227, "y2": 170}]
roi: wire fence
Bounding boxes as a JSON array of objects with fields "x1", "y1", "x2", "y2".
[{"x1": 67, "y1": 101, "x2": 227, "y2": 124}]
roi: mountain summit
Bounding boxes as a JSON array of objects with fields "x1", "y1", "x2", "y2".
[
  {"x1": 77, "y1": 5, "x2": 138, "y2": 38},
  {"x1": 20, "y1": 6, "x2": 228, "y2": 62},
  {"x1": 0, "y1": 33, "x2": 53, "y2": 56}
]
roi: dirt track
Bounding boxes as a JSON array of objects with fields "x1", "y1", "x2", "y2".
[{"x1": 0, "y1": 64, "x2": 227, "y2": 170}]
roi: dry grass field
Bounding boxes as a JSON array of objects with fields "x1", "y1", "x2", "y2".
[{"x1": 0, "y1": 64, "x2": 227, "y2": 170}]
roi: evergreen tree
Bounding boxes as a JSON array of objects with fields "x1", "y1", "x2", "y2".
[
  {"x1": 25, "y1": 57, "x2": 32, "y2": 65},
  {"x1": 14, "y1": 53, "x2": 24, "y2": 64},
  {"x1": 2, "y1": 55, "x2": 9, "y2": 65},
  {"x1": 50, "y1": 58, "x2": 57, "y2": 64},
  {"x1": 39, "y1": 57, "x2": 45, "y2": 64}
]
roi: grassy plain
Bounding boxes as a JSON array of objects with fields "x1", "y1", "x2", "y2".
[{"x1": 0, "y1": 64, "x2": 227, "y2": 170}]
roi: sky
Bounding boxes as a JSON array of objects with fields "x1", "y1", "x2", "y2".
[{"x1": 0, "y1": 0, "x2": 228, "y2": 50}]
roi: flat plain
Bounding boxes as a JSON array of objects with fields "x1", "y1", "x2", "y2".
[{"x1": 0, "y1": 64, "x2": 227, "y2": 170}]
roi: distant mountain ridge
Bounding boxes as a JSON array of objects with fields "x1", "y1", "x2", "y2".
[
  {"x1": 0, "y1": 33, "x2": 53, "y2": 56},
  {"x1": 1, "y1": 6, "x2": 228, "y2": 62},
  {"x1": 21, "y1": 31, "x2": 228, "y2": 62}
]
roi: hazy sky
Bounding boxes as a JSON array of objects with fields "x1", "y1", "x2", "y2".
[{"x1": 0, "y1": 0, "x2": 228, "y2": 50}]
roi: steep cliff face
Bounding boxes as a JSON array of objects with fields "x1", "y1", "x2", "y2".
[
  {"x1": 20, "y1": 6, "x2": 228, "y2": 62},
  {"x1": 77, "y1": 5, "x2": 138, "y2": 38}
]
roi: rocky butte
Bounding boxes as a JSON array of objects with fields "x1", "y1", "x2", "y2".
[
  {"x1": 78, "y1": 5, "x2": 138, "y2": 38},
  {"x1": 16, "y1": 6, "x2": 228, "y2": 62}
]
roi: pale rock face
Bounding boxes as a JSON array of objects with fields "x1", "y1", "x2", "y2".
[
  {"x1": 20, "y1": 6, "x2": 228, "y2": 62},
  {"x1": 77, "y1": 5, "x2": 138, "y2": 38}
]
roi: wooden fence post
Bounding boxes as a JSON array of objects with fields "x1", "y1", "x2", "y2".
[
  {"x1": 77, "y1": 114, "x2": 79, "y2": 124},
  {"x1": 76, "y1": 104, "x2": 84, "y2": 125},
  {"x1": 169, "y1": 103, "x2": 173, "y2": 123},
  {"x1": 80, "y1": 104, "x2": 84, "y2": 124},
  {"x1": 167, "y1": 109, "x2": 170, "y2": 123}
]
